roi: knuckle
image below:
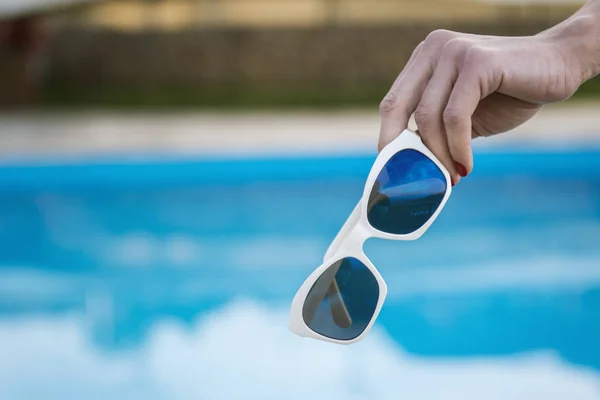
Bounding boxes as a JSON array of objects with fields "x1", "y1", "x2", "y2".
[
  {"x1": 441, "y1": 38, "x2": 470, "y2": 60},
  {"x1": 425, "y1": 29, "x2": 456, "y2": 47},
  {"x1": 414, "y1": 105, "x2": 434, "y2": 127},
  {"x1": 415, "y1": 107, "x2": 441, "y2": 143},
  {"x1": 379, "y1": 91, "x2": 399, "y2": 116},
  {"x1": 442, "y1": 107, "x2": 464, "y2": 127},
  {"x1": 464, "y1": 46, "x2": 490, "y2": 68}
]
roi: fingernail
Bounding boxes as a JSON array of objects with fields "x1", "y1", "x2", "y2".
[
  {"x1": 456, "y1": 162, "x2": 468, "y2": 177},
  {"x1": 451, "y1": 178, "x2": 456, "y2": 187}
]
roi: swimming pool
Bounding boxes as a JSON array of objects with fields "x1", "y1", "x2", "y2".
[{"x1": 0, "y1": 147, "x2": 599, "y2": 399}]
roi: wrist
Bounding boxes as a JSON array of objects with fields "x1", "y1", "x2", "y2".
[{"x1": 540, "y1": 13, "x2": 600, "y2": 86}]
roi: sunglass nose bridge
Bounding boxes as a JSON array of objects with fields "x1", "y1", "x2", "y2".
[{"x1": 342, "y1": 220, "x2": 371, "y2": 254}]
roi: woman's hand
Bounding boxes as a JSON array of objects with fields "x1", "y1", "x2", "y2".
[{"x1": 378, "y1": 9, "x2": 600, "y2": 184}]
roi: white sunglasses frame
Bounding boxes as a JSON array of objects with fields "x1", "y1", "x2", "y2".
[{"x1": 288, "y1": 129, "x2": 453, "y2": 345}]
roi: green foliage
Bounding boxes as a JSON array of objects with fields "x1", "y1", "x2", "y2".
[{"x1": 42, "y1": 76, "x2": 600, "y2": 110}]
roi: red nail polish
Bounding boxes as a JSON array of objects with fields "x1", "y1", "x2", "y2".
[
  {"x1": 456, "y1": 162, "x2": 468, "y2": 177},
  {"x1": 451, "y1": 179, "x2": 456, "y2": 187}
]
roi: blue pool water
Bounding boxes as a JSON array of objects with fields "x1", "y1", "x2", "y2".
[{"x1": 1, "y1": 148, "x2": 600, "y2": 399}]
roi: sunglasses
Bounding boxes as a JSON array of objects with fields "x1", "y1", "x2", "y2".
[{"x1": 289, "y1": 129, "x2": 452, "y2": 344}]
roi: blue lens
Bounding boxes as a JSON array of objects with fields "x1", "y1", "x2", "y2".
[
  {"x1": 302, "y1": 257, "x2": 379, "y2": 341},
  {"x1": 367, "y1": 149, "x2": 446, "y2": 235}
]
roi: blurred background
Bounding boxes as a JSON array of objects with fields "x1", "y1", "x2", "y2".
[{"x1": 1, "y1": 1, "x2": 600, "y2": 399}]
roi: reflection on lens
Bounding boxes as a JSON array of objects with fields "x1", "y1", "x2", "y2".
[
  {"x1": 367, "y1": 149, "x2": 446, "y2": 235},
  {"x1": 302, "y1": 257, "x2": 379, "y2": 341}
]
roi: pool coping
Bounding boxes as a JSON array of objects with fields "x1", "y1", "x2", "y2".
[{"x1": 1, "y1": 101, "x2": 600, "y2": 160}]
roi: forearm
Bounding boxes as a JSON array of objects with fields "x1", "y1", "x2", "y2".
[{"x1": 539, "y1": 0, "x2": 600, "y2": 85}]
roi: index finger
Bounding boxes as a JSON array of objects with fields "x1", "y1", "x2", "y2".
[{"x1": 378, "y1": 42, "x2": 425, "y2": 151}]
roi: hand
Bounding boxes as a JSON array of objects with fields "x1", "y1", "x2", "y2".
[{"x1": 378, "y1": 27, "x2": 590, "y2": 184}]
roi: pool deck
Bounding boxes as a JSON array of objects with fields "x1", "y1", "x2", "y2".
[{"x1": 0, "y1": 101, "x2": 599, "y2": 160}]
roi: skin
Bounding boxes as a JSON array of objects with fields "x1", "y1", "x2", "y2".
[{"x1": 378, "y1": 0, "x2": 600, "y2": 185}]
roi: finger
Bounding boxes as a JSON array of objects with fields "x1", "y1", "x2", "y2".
[
  {"x1": 378, "y1": 30, "x2": 458, "y2": 152},
  {"x1": 444, "y1": 49, "x2": 502, "y2": 176},
  {"x1": 415, "y1": 41, "x2": 469, "y2": 183},
  {"x1": 443, "y1": 71, "x2": 480, "y2": 176},
  {"x1": 378, "y1": 42, "x2": 425, "y2": 151}
]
